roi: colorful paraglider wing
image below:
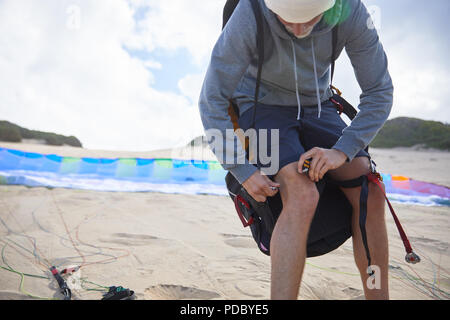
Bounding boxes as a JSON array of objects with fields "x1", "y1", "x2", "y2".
[{"x1": 0, "y1": 147, "x2": 448, "y2": 205}]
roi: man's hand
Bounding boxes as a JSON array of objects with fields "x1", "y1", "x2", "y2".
[
  {"x1": 298, "y1": 148, "x2": 348, "y2": 182},
  {"x1": 242, "y1": 170, "x2": 280, "y2": 203}
]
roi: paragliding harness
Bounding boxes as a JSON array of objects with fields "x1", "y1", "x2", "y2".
[{"x1": 223, "y1": 0, "x2": 420, "y2": 274}]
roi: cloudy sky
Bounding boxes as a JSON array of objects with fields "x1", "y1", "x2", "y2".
[{"x1": 0, "y1": 0, "x2": 448, "y2": 151}]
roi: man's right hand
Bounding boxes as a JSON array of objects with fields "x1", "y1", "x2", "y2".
[{"x1": 242, "y1": 170, "x2": 281, "y2": 203}]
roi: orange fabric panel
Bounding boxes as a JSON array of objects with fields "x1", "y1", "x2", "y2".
[{"x1": 228, "y1": 102, "x2": 249, "y2": 151}]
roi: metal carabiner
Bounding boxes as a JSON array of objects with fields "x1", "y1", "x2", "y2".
[
  {"x1": 405, "y1": 252, "x2": 421, "y2": 264},
  {"x1": 331, "y1": 85, "x2": 342, "y2": 96}
]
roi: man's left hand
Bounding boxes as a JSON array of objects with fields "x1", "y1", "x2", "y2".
[{"x1": 298, "y1": 148, "x2": 348, "y2": 182}]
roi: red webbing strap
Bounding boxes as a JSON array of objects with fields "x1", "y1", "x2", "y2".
[
  {"x1": 51, "y1": 267, "x2": 58, "y2": 275},
  {"x1": 367, "y1": 173, "x2": 413, "y2": 254},
  {"x1": 234, "y1": 195, "x2": 254, "y2": 228}
]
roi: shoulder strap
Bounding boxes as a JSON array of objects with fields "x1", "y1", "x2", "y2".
[
  {"x1": 330, "y1": 25, "x2": 338, "y2": 86},
  {"x1": 222, "y1": 0, "x2": 240, "y2": 30},
  {"x1": 222, "y1": 0, "x2": 264, "y2": 128},
  {"x1": 329, "y1": 26, "x2": 360, "y2": 122},
  {"x1": 249, "y1": 0, "x2": 264, "y2": 110}
]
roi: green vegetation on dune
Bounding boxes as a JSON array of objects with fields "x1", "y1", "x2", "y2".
[
  {"x1": 0, "y1": 120, "x2": 82, "y2": 147},
  {"x1": 3, "y1": 117, "x2": 446, "y2": 151},
  {"x1": 371, "y1": 117, "x2": 450, "y2": 150},
  {"x1": 189, "y1": 117, "x2": 450, "y2": 152}
]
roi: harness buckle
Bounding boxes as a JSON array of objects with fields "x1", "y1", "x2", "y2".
[
  {"x1": 330, "y1": 97, "x2": 344, "y2": 115},
  {"x1": 366, "y1": 161, "x2": 383, "y2": 184},
  {"x1": 369, "y1": 159, "x2": 377, "y2": 173}
]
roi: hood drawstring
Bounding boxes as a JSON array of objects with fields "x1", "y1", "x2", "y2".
[
  {"x1": 291, "y1": 39, "x2": 302, "y2": 120},
  {"x1": 290, "y1": 37, "x2": 322, "y2": 120},
  {"x1": 311, "y1": 37, "x2": 322, "y2": 118}
]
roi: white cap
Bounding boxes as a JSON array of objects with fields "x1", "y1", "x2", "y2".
[{"x1": 264, "y1": 0, "x2": 336, "y2": 23}]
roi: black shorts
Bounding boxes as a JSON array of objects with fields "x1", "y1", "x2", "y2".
[{"x1": 237, "y1": 100, "x2": 369, "y2": 176}]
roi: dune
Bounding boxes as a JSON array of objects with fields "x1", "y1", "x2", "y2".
[{"x1": 0, "y1": 141, "x2": 448, "y2": 300}]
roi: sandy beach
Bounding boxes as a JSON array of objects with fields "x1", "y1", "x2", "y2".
[{"x1": 0, "y1": 142, "x2": 449, "y2": 300}]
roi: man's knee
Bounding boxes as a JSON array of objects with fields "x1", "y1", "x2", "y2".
[
  {"x1": 329, "y1": 156, "x2": 371, "y2": 181},
  {"x1": 333, "y1": 156, "x2": 386, "y2": 216},
  {"x1": 275, "y1": 163, "x2": 319, "y2": 218}
]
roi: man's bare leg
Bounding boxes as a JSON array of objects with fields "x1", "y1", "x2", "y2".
[
  {"x1": 329, "y1": 157, "x2": 389, "y2": 299},
  {"x1": 270, "y1": 162, "x2": 319, "y2": 299}
]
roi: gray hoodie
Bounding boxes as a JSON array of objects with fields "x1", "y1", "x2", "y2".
[{"x1": 198, "y1": 0, "x2": 393, "y2": 184}]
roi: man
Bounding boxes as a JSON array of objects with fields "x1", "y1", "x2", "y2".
[{"x1": 199, "y1": 0, "x2": 393, "y2": 300}]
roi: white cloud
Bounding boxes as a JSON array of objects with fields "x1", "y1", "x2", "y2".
[
  {"x1": 178, "y1": 73, "x2": 206, "y2": 105},
  {"x1": 143, "y1": 60, "x2": 162, "y2": 70},
  {"x1": 1, "y1": 0, "x2": 446, "y2": 155},
  {"x1": 0, "y1": 0, "x2": 223, "y2": 151},
  {"x1": 332, "y1": 12, "x2": 450, "y2": 124},
  {"x1": 383, "y1": 29, "x2": 449, "y2": 123},
  {"x1": 127, "y1": 0, "x2": 223, "y2": 66}
]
